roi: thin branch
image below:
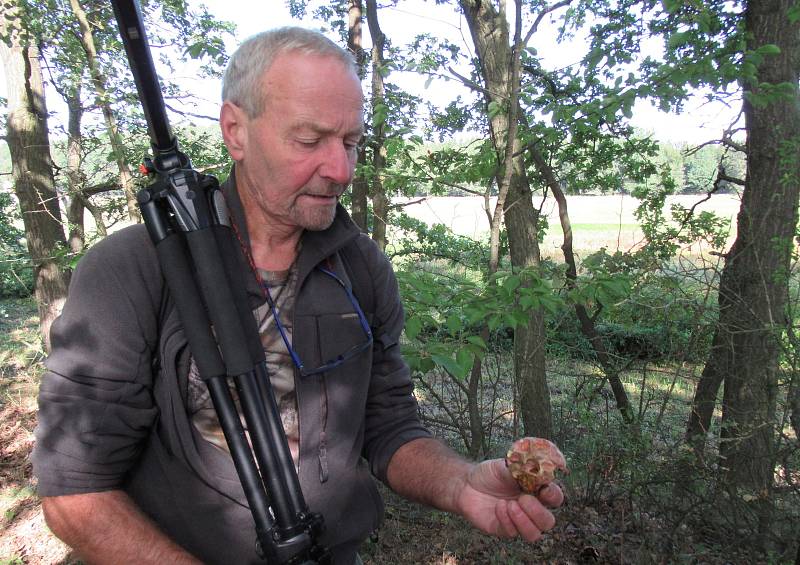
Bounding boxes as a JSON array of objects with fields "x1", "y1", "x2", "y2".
[
  {"x1": 677, "y1": 164, "x2": 742, "y2": 226},
  {"x1": 716, "y1": 167, "x2": 745, "y2": 187},
  {"x1": 164, "y1": 102, "x2": 218, "y2": 122},
  {"x1": 721, "y1": 135, "x2": 746, "y2": 153},
  {"x1": 447, "y1": 65, "x2": 490, "y2": 96},
  {"x1": 523, "y1": 0, "x2": 572, "y2": 46},
  {"x1": 389, "y1": 197, "x2": 427, "y2": 210},
  {"x1": 683, "y1": 138, "x2": 725, "y2": 157},
  {"x1": 82, "y1": 181, "x2": 119, "y2": 196}
]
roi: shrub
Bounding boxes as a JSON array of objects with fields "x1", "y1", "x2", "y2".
[{"x1": 0, "y1": 192, "x2": 33, "y2": 298}]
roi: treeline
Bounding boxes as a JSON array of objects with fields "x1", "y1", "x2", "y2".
[{"x1": 654, "y1": 138, "x2": 746, "y2": 195}]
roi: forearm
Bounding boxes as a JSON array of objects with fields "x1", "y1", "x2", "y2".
[
  {"x1": 42, "y1": 490, "x2": 201, "y2": 564},
  {"x1": 385, "y1": 437, "x2": 474, "y2": 514}
]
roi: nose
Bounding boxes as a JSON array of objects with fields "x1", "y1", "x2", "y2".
[{"x1": 319, "y1": 140, "x2": 355, "y2": 185}]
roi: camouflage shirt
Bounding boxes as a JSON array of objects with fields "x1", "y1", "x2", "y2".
[{"x1": 187, "y1": 263, "x2": 300, "y2": 467}]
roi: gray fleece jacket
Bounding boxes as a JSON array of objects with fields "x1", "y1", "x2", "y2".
[{"x1": 32, "y1": 176, "x2": 430, "y2": 564}]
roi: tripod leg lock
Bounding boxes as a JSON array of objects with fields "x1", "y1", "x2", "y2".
[{"x1": 256, "y1": 510, "x2": 330, "y2": 564}]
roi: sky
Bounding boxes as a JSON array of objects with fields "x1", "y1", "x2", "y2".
[
  {"x1": 0, "y1": 0, "x2": 741, "y2": 147},
  {"x1": 192, "y1": 0, "x2": 740, "y2": 144}
]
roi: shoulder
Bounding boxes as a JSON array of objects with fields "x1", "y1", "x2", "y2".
[
  {"x1": 346, "y1": 232, "x2": 393, "y2": 276},
  {"x1": 45, "y1": 225, "x2": 165, "y2": 382},
  {"x1": 65, "y1": 224, "x2": 164, "y2": 335},
  {"x1": 82, "y1": 224, "x2": 155, "y2": 263},
  {"x1": 77, "y1": 225, "x2": 160, "y2": 284}
]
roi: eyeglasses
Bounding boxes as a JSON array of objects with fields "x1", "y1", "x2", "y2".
[{"x1": 264, "y1": 266, "x2": 373, "y2": 377}]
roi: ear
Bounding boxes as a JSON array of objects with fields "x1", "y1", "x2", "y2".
[{"x1": 220, "y1": 101, "x2": 247, "y2": 161}]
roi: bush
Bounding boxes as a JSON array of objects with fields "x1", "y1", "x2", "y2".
[
  {"x1": 0, "y1": 192, "x2": 33, "y2": 298},
  {"x1": 547, "y1": 272, "x2": 716, "y2": 365}
]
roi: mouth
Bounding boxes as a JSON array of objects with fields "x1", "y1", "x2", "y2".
[{"x1": 303, "y1": 193, "x2": 340, "y2": 202}]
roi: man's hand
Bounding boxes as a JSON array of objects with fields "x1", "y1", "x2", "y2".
[
  {"x1": 386, "y1": 438, "x2": 564, "y2": 543},
  {"x1": 454, "y1": 458, "x2": 564, "y2": 541}
]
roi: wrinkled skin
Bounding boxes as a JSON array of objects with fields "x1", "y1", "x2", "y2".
[{"x1": 505, "y1": 437, "x2": 569, "y2": 494}]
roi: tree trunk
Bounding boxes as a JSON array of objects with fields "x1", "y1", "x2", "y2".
[
  {"x1": 790, "y1": 372, "x2": 800, "y2": 443},
  {"x1": 348, "y1": 0, "x2": 369, "y2": 232},
  {"x1": 461, "y1": 0, "x2": 552, "y2": 439},
  {"x1": 687, "y1": 0, "x2": 799, "y2": 542},
  {"x1": 530, "y1": 149, "x2": 634, "y2": 423},
  {"x1": 65, "y1": 88, "x2": 88, "y2": 253},
  {"x1": 68, "y1": 0, "x2": 141, "y2": 223},
  {"x1": 686, "y1": 352, "x2": 724, "y2": 458},
  {"x1": 467, "y1": 347, "x2": 487, "y2": 458},
  {"x1": 366, "y1": 0, "x2": 388, "y2": 251},
  {"x1": 1, "y1": 1, "x2": 70, "y2": 352},
  {"x1": 722, "y1": 0, "x2": 799, "y2": 490}
]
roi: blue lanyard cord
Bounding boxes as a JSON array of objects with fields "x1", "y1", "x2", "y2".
[
  {"x1": 261, "y1": 281, "x2": 305, "y2": 372},
  {"x1": 261, "y1": 265, "x2": 373, "y2": 377}
]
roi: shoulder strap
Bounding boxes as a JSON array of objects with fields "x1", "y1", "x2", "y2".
[{"x1": 339, "y1": 235, "x2": 375, "y2": 317}]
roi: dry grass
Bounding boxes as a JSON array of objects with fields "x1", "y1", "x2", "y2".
[{"x1": 0, "y1": 299, "x2": 76, "y2": 565}]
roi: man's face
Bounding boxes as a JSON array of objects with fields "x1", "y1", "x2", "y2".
[{"x1": 224, "y1": 51, "x2": 364, "y2": 235}]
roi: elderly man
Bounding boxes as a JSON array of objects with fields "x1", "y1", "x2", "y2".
[{"x1": 33, "y1": 27, "x2": 563, "y2": 564}]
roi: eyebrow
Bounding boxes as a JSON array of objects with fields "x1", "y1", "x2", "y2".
[{"x1": 292, "y1": 121, "x2": 364, "y2": 138}]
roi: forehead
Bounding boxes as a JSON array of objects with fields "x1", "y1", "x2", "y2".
[{"x1": 260, "y1": 52, "x2": 364, "y2": 120}]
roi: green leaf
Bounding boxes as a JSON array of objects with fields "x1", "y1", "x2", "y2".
[
  {"x1": 465, "y1": 335, "x2": 487, "y2": 349},
  {"x1": 585, "y1": 47, "x2": 603, "y2": 69},
  {"x1": 667, "y1": 31, "x2": 691, "y2": 49},
  {"x1": 503, "y1": 275, "x2": 521, "y2": 293},
  {"x1": 373, "y1": 103, "x2": 389, "y2": 128},
  {"x1": 185, "y1": 42, "x2": 204, "y2": 59},
  {"x1": 424, "y1": 76, "x2": 434, "y2": 89},
  {"x1": 446, "y1": 314, "x2": 462, "y2": 334},
  {"x1": 431, "y1": 354, "x2": 469, "y2": 379},
  {"x1": 456, "y1": 347, "x2": 474, "y2": 371},
  {"x1": 487, "y1": 100, "x2": 503, "y2": 118},
  {"x1": 464, "y1": 307, "x2": 484, "y2": 325},
  {"x1": 504, "y1": 312, "x2": 520, "y2": 329},
  {"x1": 420, "y1": 356, "x2": 436, "y2": 373},
  {"x1": 379, "y1": 62, "x2": 393, "y2": 78},
  {"x1": 756, "y1": 44, "x2": 781, "y2": 56},
  {"x1": 661, "y1": 0, "x2": 681, "y2": 13},
  {"x1": 789, "y1": 2, "x2": 800, "y2": 23},
  {"x1": 405, "y1": 316, "x2": 422, "y2": 340}
]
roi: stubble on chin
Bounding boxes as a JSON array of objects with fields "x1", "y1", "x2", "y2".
[{"x1": 292, "y1": 201, "x2": 338, "y2": 232}]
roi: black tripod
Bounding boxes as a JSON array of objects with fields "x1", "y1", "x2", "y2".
[{"x1": 110, "y1": 1, "x2": 329, "y2": 563}]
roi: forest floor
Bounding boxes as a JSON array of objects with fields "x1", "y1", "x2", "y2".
[{"x1": 0, "y1": 298, "x2": 775, "y2": 564}]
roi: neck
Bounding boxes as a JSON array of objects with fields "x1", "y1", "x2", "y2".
[
  {"x1": 247, "y1": 229, "x2": 302, "y2": 271},
  {"x1": 234, "y1": 170, "x2": 303, "y2": 271}
]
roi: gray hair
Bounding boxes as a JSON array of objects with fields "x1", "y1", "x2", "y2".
[{"x1": 222, "y1": 27, "x2": 357, "y2": 118}]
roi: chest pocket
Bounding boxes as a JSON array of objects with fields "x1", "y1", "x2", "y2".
[
  {"x1": 317, "y1": 312, "x2": 371, "y2": 375},
  {"x1": 293, "y1": 270, "x2": 371, "y2": 379}
]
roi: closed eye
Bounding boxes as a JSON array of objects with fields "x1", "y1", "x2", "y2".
[{"x1": 345, "y1": 137, "x2": 363, "y2": 152}]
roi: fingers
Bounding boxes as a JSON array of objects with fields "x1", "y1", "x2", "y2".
[
  {"x1": 493, "y1": 496, "x2": 556, "y2": 542},
  {"x1": 493, "y1": 499, "x2": 518, "y2": 539},
  {"x1": 508, "y1": 499, "x2": 545, "y2": 542},
  {"x1": 518, "y1": 495, "x2": 556, "y2": 533},
  {"x1": 537, "y1": 483, "x2": 565, "y2": 508}
]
